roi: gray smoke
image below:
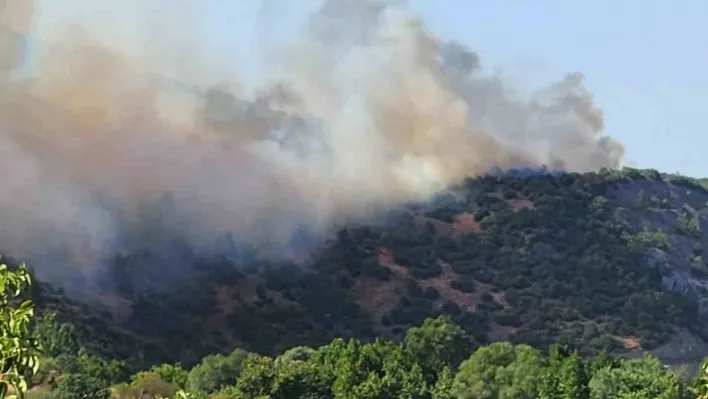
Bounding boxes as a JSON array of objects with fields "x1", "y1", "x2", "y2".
[{"x1": 0, "y1": 0, "x2": 623, "y2": 297}]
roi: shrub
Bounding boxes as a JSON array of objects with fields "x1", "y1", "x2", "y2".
[
  {"x1": 450, "y1": 278, "x2": 476, "y2": 294},
  {"x1": 110, "y1": 372, "x2": 178, "y2": 399},
  {"x1": 187, "y1": 349, "x2": 248, "y2": 394}
]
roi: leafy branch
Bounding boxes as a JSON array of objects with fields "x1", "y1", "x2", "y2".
[{"x1": 0, "y1": 263, "x2": 41, "y2": 399}]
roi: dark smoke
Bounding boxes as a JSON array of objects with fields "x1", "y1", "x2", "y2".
[{"x1": 0, "y1": 0, "x2": 624, "y2": 299}]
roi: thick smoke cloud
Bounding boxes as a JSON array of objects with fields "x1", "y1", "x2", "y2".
[{"x1": 0, "y1": 0, "x2": 623, "y2": 296}]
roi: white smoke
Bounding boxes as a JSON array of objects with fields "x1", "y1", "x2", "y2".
[{"x1": 0, "y1": 0, "x2": 623, "y2": 295}]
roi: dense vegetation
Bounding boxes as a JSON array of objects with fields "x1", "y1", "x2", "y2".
[
  {"x1": 7, "y1": 167, "x2": 708, "y2": 396},
  {"x1": 1, "y1": 263, "x2": 704, "y2": 398},
  {"x1": 27, "y1": 316, "x2": 705, "y2": 399}
]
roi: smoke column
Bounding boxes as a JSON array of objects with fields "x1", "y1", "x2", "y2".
[{"x1": 0, "y1": 0, "x2": 624, "y2": 297}]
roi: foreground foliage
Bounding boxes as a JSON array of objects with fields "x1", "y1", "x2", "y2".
[
  {"x1": 19, "y1": 312, "x2": 707, "y2": 398},
  {"x1": 0, "y1": 263, "x2": 41, "y2": 399},
  {"x1": 1, "y1": 251, "x2": 708, "y2": 398}
]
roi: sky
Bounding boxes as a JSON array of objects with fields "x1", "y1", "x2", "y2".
[
  {"x1": 408, "y1": 0, "x2": 708, "y2": 178},
  {"x1": 28, "y1": 0, "x2": 708, "y2": 178}
]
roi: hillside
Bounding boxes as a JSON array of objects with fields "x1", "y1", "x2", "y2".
[{"x1": 31, "y1": 167, "x2": 708, "y2": 371}]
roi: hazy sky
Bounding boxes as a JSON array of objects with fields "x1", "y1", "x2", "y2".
[{"x1": 32, "y1": 0, "x2": 708, "y2": 177}]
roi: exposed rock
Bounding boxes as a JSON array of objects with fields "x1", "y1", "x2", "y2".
[
  {"x1": 645, "y1": 248, "x2": 708, "y2": 297},
  {"x1": 646, "y1": 249, "x2": 671, "y2": 273},
  {"x1": 639, "y1": 328, "x2": 708, "y2": 365},
  {"x1": 662, "y1": 271, "x2": 696, "y2": 295}
]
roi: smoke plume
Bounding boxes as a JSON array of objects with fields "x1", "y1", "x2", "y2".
[{"x1": 0, "y1": 0, "x2": 624, "y2": 296}]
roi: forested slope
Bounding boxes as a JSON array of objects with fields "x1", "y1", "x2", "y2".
[{"x1": 28, "y1": 167, "x2": 708, "y2": 373}]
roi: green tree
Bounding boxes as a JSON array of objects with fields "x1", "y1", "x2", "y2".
[
  {"x1": 149, "y1": 363, "x2": 188, "y2": 390},
  {"x1": 404, "y1": 316, "x2": 473, "y2": 384},
  {"x1": 33, "y1": 312, "x2": 79, "y2": 359},
  {"x1": 233, "y1": 354, "x2": 275, "y2": 398},
  {"x1": 52, "y1": 349, "x2": 128, "y2": 399},
  {"x1": 585, "y1": 350, "x2": 619, "y2": 376},
  {"x1": 430, "y1": 367, "x2": 454, "y2": 399},
  {"x1": 590, "y1": 196, "x2": 607, "y2": 212},
  {"x1": 269, "y1": 356, "x2": 331, "y2": 399},
  {"x1": 588, "y1": 355, "x2": 680, "y2": 399},
  {"x1": 693, "y1": 358, "x2": 708, "y2": 399},
  {"x1": 277, "y1": 347, "x2": 316, "y2": 365},
  {"x1": 452, "y1": 342, "x2": 542, "y2": 399},
  {"x1": 624, "y1": 228, "x2": 669, "y2": 252},
  {"x1": 310, "y1": 338, "x2": 431, "y2": 399},
  {"x1": 557, "y1": 352, "x2": 589, "y2": 399},
  {"x1": 187, "y1": 349, "x2": 248, "y2": 394},
  {"x1": 677, "y1": 210, "x2": 702, "y2": 237},
  {"x1": 538, "y1": 345, "x2": 590, "y2": 399},
  {"x1": 54, "y1": 374, "x2": 110, "y2": 399},
  {"x1": 110, "y1": 371, "x2": 178, "y2": 399},
  {"x1": 0, "y1": 263, "x2": 41, "y2": 399},
  {"x1": 378, "y1": 344, "x2": 428, "y2": 399}
]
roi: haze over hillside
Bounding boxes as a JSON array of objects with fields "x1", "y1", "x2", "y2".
[
  {"x1": 6, "y1": 2, "x2": 708, "y2": 398},
  {"x1": 0, "y1": 0, "x2": 625, "y2": 298}
]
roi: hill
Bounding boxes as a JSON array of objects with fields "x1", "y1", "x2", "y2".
[{"x1": 27, "y1": 167, "x2": 708, "y2": 374}]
